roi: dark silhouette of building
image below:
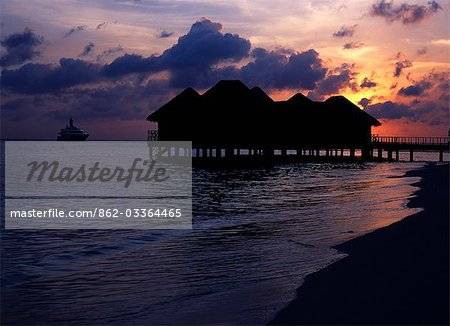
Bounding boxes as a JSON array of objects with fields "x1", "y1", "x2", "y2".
[{"x1": 147, "y1": 80, "x2": 380, "y2": 160}]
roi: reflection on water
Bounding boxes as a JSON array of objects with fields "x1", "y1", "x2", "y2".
[{"x1": 1, "y1": 162, "x2": 424, "y2": 325}]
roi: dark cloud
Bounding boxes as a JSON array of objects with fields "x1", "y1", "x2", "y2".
[
  {"x1": 398, "y1": 81, "x2": 432, "y2": 96},
  {"x1": 394, "y1": 58, "x2": 412, "y2": 77},
  {"x1": 3, "y1": 19, "x2": 251, "y2": 93},
  {"x1": 398, "y1": 72, "x2": 447, "y2": 97},
  {"x1": 160, "y1": 18, "x2": 250, "y2": 70},
  {"x1": 64, "y1": 25, "x2": 86, "y2": 38},
  {"x1": 358, "y1": 97, "x2": 371, "y2": 108},
  {"x1": 360, "y1": 77, "x2": 377, "y2": 88},
  {"x1": 79, "y1": 42, "x2": 95, "y2": 57},
  {"x1": 96, "y1": 21, "x2": 119, "y2": 30},
  {"x1": 95, "y1": 45, "x2": 124, "y2": 62},
  {"x1": 0, "y1": 27, "x2": 43, "y2": 67},
  {"x1": 365, "y1": 71, "x2": 449, "y2": 125},
  {"x1": 308, "y1": 63, "x2": 358, "y2": 99},
  {"x1": 167, "y1": 63, "x2": 240, "y2": 88},
  {"x1": 365, "y1": 101, "x2": 414, "y2": 119},
  {"x1": 417, "y1": 47, "x2": 427, "y2": 56},
  {"x1": 102, "y1": 54, "x2": 160, "y2": 77},
  {"x1": 3, "y1": 81, "x2": 171, "y2": 124},
  {"x1": 343, "y1": 41, "x2": 364, "y2": 49},
  {"x1": 54, "y1": 82, "x2": 169, "y2": 121},
  {"x1": 1, "y1": 58, "x2": 102, "y2": 94},
  {"x1": 1, "y1": 96, "x2": 52, "y2": 122},
  {"x1": 240, "y1": 48, "x2": 327, "y2": 90},
  {"x1": 4, "y1": 19, "x2": 330, "y2": 93},
  {"x1": 96, "y1": 22, "x2": 108, "y2": 30},
  {"x1": 158, "y1": 30, "x2": 174, "y2": 38},
  {"x1": 2, "y1": 19, "x2": 332, "y2": 96},
  {"x1": 332, "y1": 25, "x2": 357, "y2": 37},
  {"x1": 102, "y1": 18, "x2": 250, "y2": 82},
  {"x1": 370, "y1": 0, "x2": 442, "y2": 24}
]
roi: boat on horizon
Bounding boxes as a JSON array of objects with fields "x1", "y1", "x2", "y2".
[{"x1": 57, "y1": 118, "x2": 89, "y2": 141}]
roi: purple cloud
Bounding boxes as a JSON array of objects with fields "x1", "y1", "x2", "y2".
[
  {"x1": 240, "y1": 48, "x2": 327, "y2": 90},
  {"x1": 64, "y1": 25, "x2": 86, "y2": 38},
  {"x1": 0, "y1": 27, "x2": 43, "y2": 67},
  {"x1": 394, "y1": 58, "x2": 412, "y2": 77},
  {"x1": 102, "y1": 18, "x2": 251, "y2": 83},
  {"x1": 1, "y1": 58, "x2": 102, "y2": 94},
  {"x1": 95, "y1": 45, "x2": 124, "y2": 62},
  {"x1": 360, "y1": 77, "x2": 377, "y2": 88},
  {"x1": 343, "y1": 41, "x2": 364, "y2": 49},
  {"x1": 398, "y1": 81, "x2": 432, "y2": 96},
  {"x1": 358, "y1": 97, "x2": 371, "y2": 108},
  {"x1": 365, "y1": 101, "x2": 414, "y2": 119},
  {"x1": 365, "y1": 72, "x2": 448, "y2": 125},
  {"x1": 2, "y1": 19, "x2": 252, "y2": 93},
  {"x1": 158, "y1": 30, "x2": 174, "y2": 38},
  {"x1": 96, "y1": 22, "x2": 108, "y2": 30},
  {"x1": 160, "y1": 18, "x2": 250, "y2": 70},
  {"x1": 79, "y1": 42, "x2": 95, "y2": 57},
  {"x1": 333, "y1": 25, "x2": 358, "y2": 37},
  {"x1": 307, "y1": 63, "x2": 358, "y2": 100},
  {"x1": 370, "y1": 0, "x2": 442, "y2": 24},
  {"x1": 0, "y1": 19, "x2": 351, "y2": 100}
]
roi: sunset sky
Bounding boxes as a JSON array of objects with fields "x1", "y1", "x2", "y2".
[{"x1": 1, "y1": 0, "x2": 449, "y2": 139}]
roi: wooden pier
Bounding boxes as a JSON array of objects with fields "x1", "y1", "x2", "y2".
[
  {"x1": 147, "y1": 131, "x2": 449, "y2": 162},
  {"x1": 370, "y1": 135, "x2": 449, "y2": 162}
]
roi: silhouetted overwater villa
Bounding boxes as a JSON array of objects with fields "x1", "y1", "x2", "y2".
[{"x1": 147, "y1": 80, "x2": 448, "y2": 162}]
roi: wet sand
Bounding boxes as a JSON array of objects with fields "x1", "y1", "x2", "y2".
[{"x1": 271, "y1": 163, "x2": 449, "y2": 325}]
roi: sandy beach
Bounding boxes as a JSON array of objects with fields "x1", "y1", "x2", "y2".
[{"x1": 271, "y1": 163, "x2": 449, "y2": 325}]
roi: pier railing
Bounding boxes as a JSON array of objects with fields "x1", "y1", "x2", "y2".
[
  {"x1": 146, "y1": 130, "x2": 447, "y2": 162},
  {"x1": 148, "y1": 130, "x2": 158, "y2": 141},
  {"x1": 371, "y1": 135, "x2": 449, "y2": 146}
]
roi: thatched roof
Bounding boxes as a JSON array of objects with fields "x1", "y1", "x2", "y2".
[
  {"x1": 147, "y1": 87, "x2": 200, "y2": 121},
  {"x1": 287, "y1": 92, "x2": 313, "y2": 105},
  {"x1": 325, "y1": 96, "x2": 381, "y2": 126},
  {"x1": 146, "y1": 80, "x2": 381, "y2": 128}
]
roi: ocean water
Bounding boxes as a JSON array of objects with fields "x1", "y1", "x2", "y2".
[{"x1": 1, "y1": 159, "x2": 428, "y2": 324}]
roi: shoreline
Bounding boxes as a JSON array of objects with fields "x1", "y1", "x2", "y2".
[{"x1": 270, "y1": 162, "x2": 449, "y2": 325}]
